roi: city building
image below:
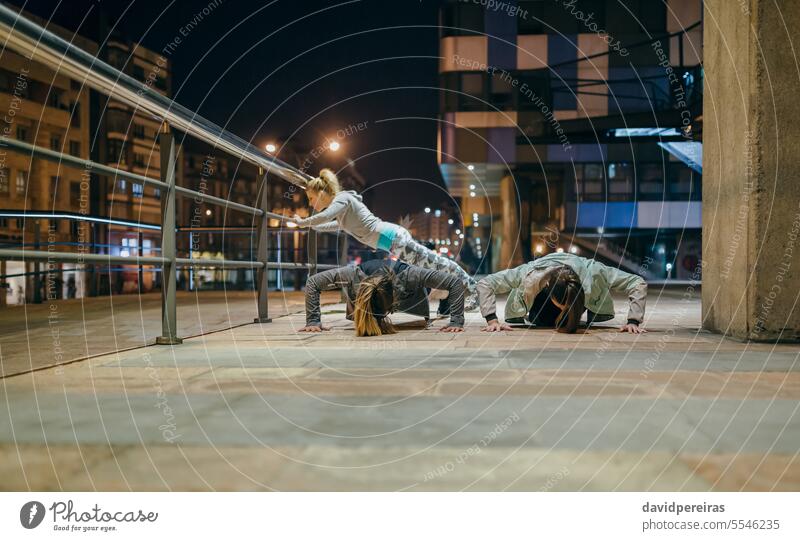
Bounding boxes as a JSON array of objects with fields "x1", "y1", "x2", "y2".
[
  {"x1": 438, "y1": 0, "x2": 703, "y2": 278},
  {"x1": 404, "y1": 208, "x2": 470, "y2": 265},
  {"x1": 0, "y1": 11, "x2": 95, "y2": 305},
  {"x1": 87, "y1": 20, "x2": 176, "y2": 295}
]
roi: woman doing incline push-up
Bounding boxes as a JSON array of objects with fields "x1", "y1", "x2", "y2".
[{"x1": 292, "y1": 169, "x2": 478, "y2": 309}]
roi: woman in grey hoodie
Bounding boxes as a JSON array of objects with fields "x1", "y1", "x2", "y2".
[
  {"x1": 300, "y1": 257, "x2": 465, "y2": 335},
  {"x1": 292, "y1": 169, "x2": 478, "y2": 308}
]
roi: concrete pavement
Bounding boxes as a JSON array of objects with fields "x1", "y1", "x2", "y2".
[{"x1": 1, "y1": 286, "x2": 799, "y2": 490}]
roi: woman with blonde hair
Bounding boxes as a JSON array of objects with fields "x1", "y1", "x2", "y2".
[
  {"x1": 292, "y1": 169, "x2": 478, "y2": 309},
  {"x1": 300, "y1": 258, "x2": 465, "y2": 336}
]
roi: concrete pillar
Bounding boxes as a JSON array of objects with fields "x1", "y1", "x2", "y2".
[
  {"x1": 703, "y1": 0, "x2": 800, "y2": 341},
  {"x1": 499, "y1": 175, "x2": 524, "y2": 269}
]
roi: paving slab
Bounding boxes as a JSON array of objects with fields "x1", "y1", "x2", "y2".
[{"x1": 1, "y1": 289, "x2": 799, "y2": 490}]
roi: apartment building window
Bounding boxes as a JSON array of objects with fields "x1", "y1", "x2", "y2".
[
  {"x1": 133, "y1": 124, "x2": 146, "y2": 139},
  {"x1": 0, "y1": 168, "x2": 9, "y2": 194},
  {"x1": 106, "y1": 109, "x2": 131, "y2": 134},
  {"x1": 117, "y1": 179, "x2": 127, "y2": 193},
  {"x1": 638, "y1": 164, "x2": 665, "y2": 200},
  {"x1": 580, "y1": 164, "x2": 605, "y2": 201},
  {"x1": 441, "y1": 3, "x2": 484, "y2": 37},
  {"x1": 133, "y1": 153, "x2": 147, "y2": 167},
  {"x1": 153, "y1": 187, "x2": 161, "y2": 199},
  {"x1": 107, "y1": 139, "x2": 126, "y2": 163},
  {"x1": 132, "y1": 183, "x2": 143, "y2": 198},
  {"x1": 0, "y1": 218, "x2": 7, "y2": 229},
  {"x1": 607, "y1": 163, "x2": 634, "y2": 200},
  {"x1": 606, "y1": 0, "x2": 665, "y2": 36},
  {"x1": 50, "y1": 135, "x2": 61, "y2": 152},
  {"x1": 70, "y1": 79, "x2": 82, "y2": 91},
  {"x1": 517, "y1": 71, "x2": 551, "y2": 111},
  {"x1": 132, "y1": 65, "x2": 146, "y2": 81},
  {"x1": 459, "y1": 73, "x2": 487, "y2": 111},
  {"x1": 120, "y1": 237, "x2": 137, "y2": 258},
  {"x1": 48, "y1": 89, "x2": 64, "y2": 109},
  {"x1": 490, "y1": 71, "x2": 515, "y2": 110},
  {"x1": 517, "y1": 2, "x2": 545, "y2": 34},
  {"x1": 70, "y1": 101, "x2": 81, "y2": 127},
  {"x1": 16, "y1": 171, "x2": 27, "y2": 195},
  {"x1": 69, "y1": 141, "x2": 81, "y2": 157},
  {"x1": 16, "y1": 125, "x2": 28, "y2": 142},
  {"x1": 50, "y1": 176, "x2": 61, "y2": 199},
  {"x1": 669, "y1": 166, "x2": 698, "y2": 200},
  {"x1": 16, "y1": 218, "x2": 24, "y2": 229},
  {"x1": 106, "y1": 47, "x2": 127, "y2": 70},
  {"x1": 70, "y1": 181, "x2": 82, "y2": 204}
]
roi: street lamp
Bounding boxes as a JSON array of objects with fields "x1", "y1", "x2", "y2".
[
  {"x1": 265, "y1": 143, "x2": 277, "y2": 153},
  {"x1": 328, "y1": 140, "x2": 341, "y2": 152}
]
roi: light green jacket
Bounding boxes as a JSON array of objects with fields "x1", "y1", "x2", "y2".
[{"x1": 476, "y1": 253, "x2": 647, "y2": 323}]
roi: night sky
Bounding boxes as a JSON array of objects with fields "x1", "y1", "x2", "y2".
[{"x1": 9, "y1": 0, "x2": 449, "y2": 219}]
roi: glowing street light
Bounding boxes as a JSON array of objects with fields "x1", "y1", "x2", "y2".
[
  {"x1": 328, "y1": 140, "x2": 341, "y2": 152},
  {"x1": 424, "y1": 207, "x2": 431, "y2": 213},
  {"x1": 467, "y1": 164, "x2": 475, "y2": 171},
  {"x1": 535, "y1": 244, "x2": 544, "y2": 254},
  {"x1": 447, "y1": 219, "x2": 454, "y2": 225},
  {"x1": 265, "y1": 143, "x2": 277, "y2": 153},
  {"x1": 205, "y1": 209, "x2": 212, "y2": 216},
  {"x1": 570, "y1": 246, "x2": 578, "y2": 254}
]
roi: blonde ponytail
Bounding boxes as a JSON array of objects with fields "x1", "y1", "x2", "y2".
[
  {"x1": 353, "y1": 272, "x2": 397, "y2": 337},
  {"x1": 307, "y1": 168, "x2": 341, "y2": 195}
]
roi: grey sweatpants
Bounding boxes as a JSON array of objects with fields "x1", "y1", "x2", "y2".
[{"x1": 389, "y1": 228, "x2": 476, "y2": 292}]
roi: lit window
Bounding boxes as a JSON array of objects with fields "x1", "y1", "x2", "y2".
[{"x1": 16, "y1": 171, "x2": 27, "y2": 195}]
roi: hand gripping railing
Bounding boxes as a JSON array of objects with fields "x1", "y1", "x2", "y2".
[{"x1": 0, "y1": 5, "x2": 339, "y2": 344}]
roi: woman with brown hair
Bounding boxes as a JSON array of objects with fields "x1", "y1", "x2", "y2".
[
  {"x1": 300, "y1": 258, "x2": 465, "y2": 336},
  {"x1": 477, "y1": 253, "x2": 647, "y2": 334}
]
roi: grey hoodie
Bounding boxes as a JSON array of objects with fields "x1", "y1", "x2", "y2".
[
  {"x1": 295, "y1": 190, "x2": 400, "y2": 249},
  {"x1": 305, "y1": 262, "x2": 465, "y2": 328}
]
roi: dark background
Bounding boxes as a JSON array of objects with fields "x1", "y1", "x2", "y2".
[{"x1": 8, "y1": 0, "x2": 450, "y2": 219}]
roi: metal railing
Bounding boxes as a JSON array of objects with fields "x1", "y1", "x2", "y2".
[{"x1": 0, "y1": 5, "x2": 340, "y2": 344}]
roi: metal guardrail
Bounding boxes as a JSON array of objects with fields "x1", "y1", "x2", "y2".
[{"x1": 0, "y1": 6, "x2": 342, "y2": 344}]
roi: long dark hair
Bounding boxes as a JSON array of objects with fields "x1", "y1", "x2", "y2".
[
  {"x1": 546, "y1": 266, "x2": 585, "y2": 333},
  {"x1": 353, "y1": 270, "x2": 397, "y2": 336}
]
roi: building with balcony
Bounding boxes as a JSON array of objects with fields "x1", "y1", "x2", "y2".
[
  {"x1": 438, "y1": 0, "x2": 703, "y2": 279},
  {"x1": 0, "y1": 12, "x2": 95, "y2": 305},
  {"x1": 88, "y1": 25, "x2": 176, "y2": 295}
]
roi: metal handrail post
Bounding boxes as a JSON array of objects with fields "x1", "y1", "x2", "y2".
[
  {"x1": 254, "y1": 170, "x2": 272, "y2": 323},
  {"x1": 156, "y1": 127, "x2": 182, "y2": 345}
]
